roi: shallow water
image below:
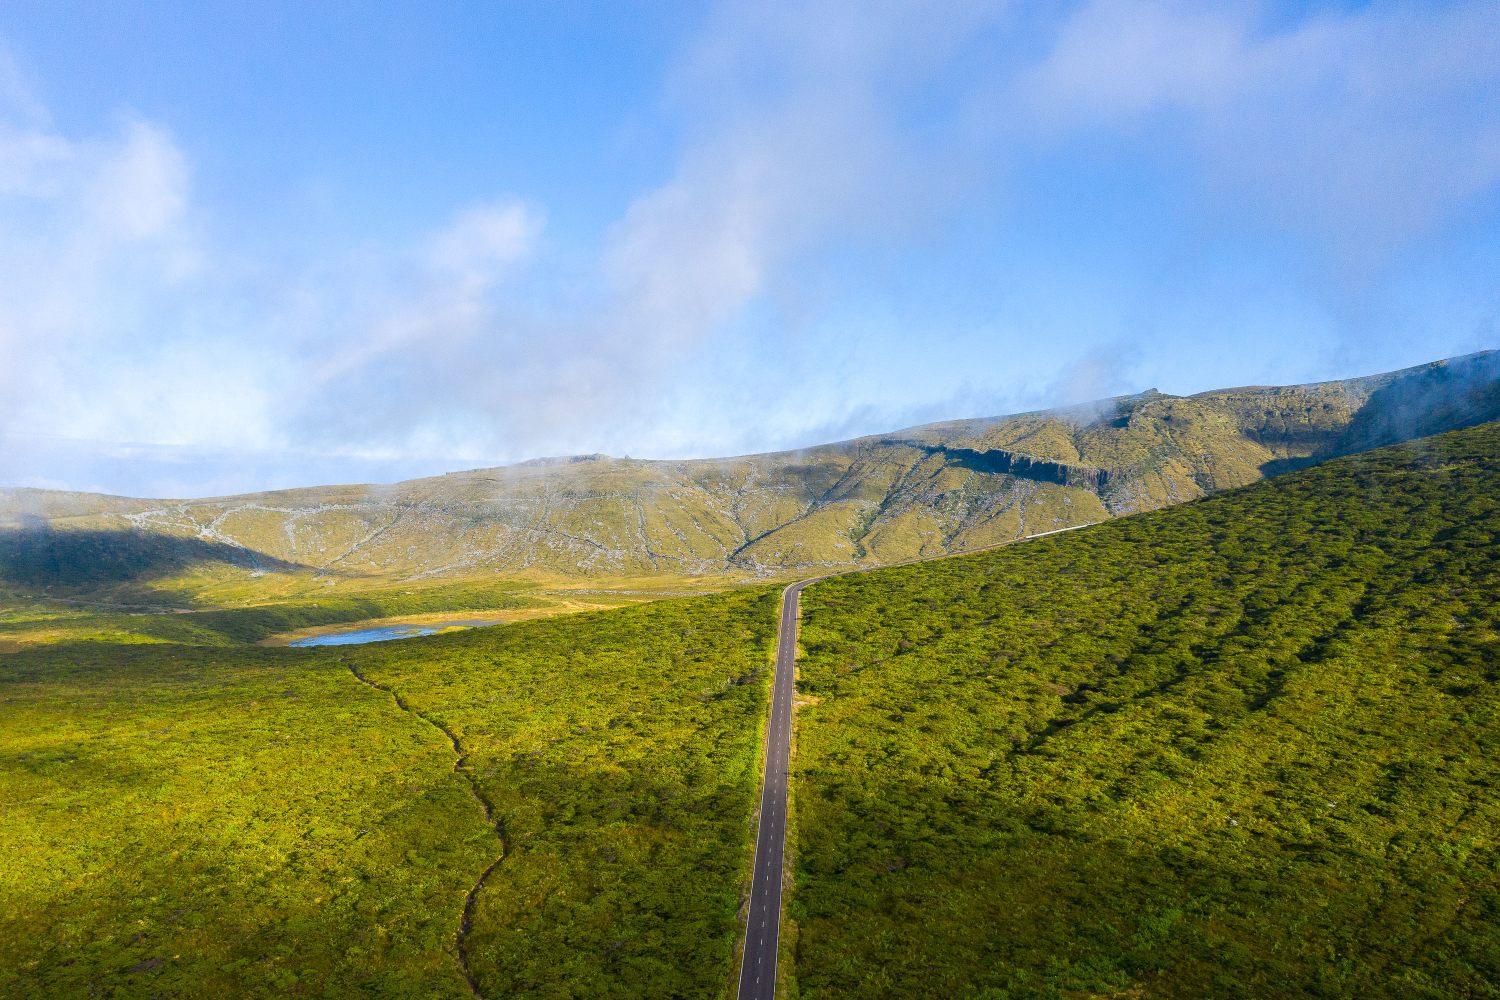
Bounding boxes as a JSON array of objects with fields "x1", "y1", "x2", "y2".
[{"x1": 289, "y1": 620, "x2": 500, "y2": 647}]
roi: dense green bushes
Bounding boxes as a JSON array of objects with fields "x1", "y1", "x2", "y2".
[
  {"x1": 789, "y1": 421, "x2": 1500, "y2": 999},
  {"x1": 346, "y1": 588, "x2": 781, "y2": 998},
  {"x1": 1, "y1": 587, "x2": 778, "y2": 998},
  {"x1": 0, "y1": 644, "x2": 485, "y2": 998}
]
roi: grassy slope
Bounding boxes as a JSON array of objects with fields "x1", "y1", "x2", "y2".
[
  {"x1": 1, "y1": 588, "x2": 779, "y2": 999},
  {"x1": 789, "y1": 421, "x2": 1500, "y2": 999},
  {"x1": 0, "y1": 644, "x2": 484, "y2": 999}
]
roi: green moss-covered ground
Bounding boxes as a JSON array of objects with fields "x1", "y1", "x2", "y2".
[
  {"x1": 1, "y1": 588, "x2": 778, "y2": 998},
  {"x1": 789, "y1": 422, "x2": 1500, "y2": 999}
]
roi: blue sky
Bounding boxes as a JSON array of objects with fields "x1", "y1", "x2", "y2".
[{"x1": 1, "y1": 0, "x2": 1497, "y2": 498}]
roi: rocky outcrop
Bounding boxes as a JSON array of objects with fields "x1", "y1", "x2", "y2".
[{"x1": 893, "y1": 441, "x2": 1124, "y2": 492}]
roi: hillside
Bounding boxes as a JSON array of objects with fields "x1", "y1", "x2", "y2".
[
  {"x1": 2, "y1": 351, "x2": 1497, "y2": 596},
  {"x1": 788, "y1": 419, "x2": 1500, "y2": 998}
]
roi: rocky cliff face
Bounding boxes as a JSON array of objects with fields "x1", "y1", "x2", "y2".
[{"x1": 3, "y1": 352, "x2": 1496, "y2": 585}]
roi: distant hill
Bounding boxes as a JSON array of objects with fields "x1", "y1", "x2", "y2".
[{"x1": 2, "y1": 351, "x2": 1497, "y2": 587}]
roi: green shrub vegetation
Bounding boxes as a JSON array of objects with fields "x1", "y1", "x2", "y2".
[
  {"x1": 790, "y1": 421, "x2": 1500, "y2": 999},
  {"x1": 1, "y1": 643, "x2": 485, "y2": 998},
  {"x1": 1, "y1": 588, "x2": 778, "y2": 998},
  {"x1": 344, "y1": 588, "x2": 781, "y2": 998}
]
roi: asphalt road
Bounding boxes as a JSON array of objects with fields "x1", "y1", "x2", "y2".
[
  {"x1": 736, "y1": 579, "x2": 814, "y2": 1000},
  {"x1": 732, "y1": 525, "x2": 1089, "y2": 999}
]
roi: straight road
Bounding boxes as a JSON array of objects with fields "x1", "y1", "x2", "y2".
[
  {"x1": 733, "y1": 524, "x2": 1090, "y2": 999},
  {"x1": 736, "y1": 579, "x2": 815, "y2": 1000}
]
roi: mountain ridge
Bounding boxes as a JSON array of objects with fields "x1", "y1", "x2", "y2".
[{"x1": 3, "y1": 350, "x2": 1497, "y2": 589}]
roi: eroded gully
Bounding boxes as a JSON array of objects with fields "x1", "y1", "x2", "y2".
[{"x1": 341, "y1": 658, "x2": 506, "y2": 1000}]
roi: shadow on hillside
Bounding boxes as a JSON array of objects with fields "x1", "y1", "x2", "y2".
[
  {"x1": 0, "y1": 524, "x2": 314, "y2": 587},
  {"x1": 1242, "y1": 421, "x2": 1349, "y2": 465},
  {"x1": 1260, "y1": 351, "x2": 1500, "y2": 479},
  {"x1": 1257, "y1": 455, "x2": 1323, "y2": 478},
  {"x1": 897, "y1": 442, "x2": 1119, "y2": 491},
  {"x1": 793, "y1": 797, "x2": 1496, "y2": 1000}
]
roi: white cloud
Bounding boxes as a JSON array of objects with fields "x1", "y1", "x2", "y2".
[
  {"x1": 612, "y1": 0, "x2": 1002, "y2": 341},
  {"x1": 426, "y1": 200, "x2": 542, "y2": 278},
  {"x1": 1019, "y1": 1, "x2": 1500, "y2": 263},
  {"x1": 0, "y1": 111, "x2": 201, "y2": 442},
  {"x1": 84, "y1": 119, "x2": 188, "y2": 242},
  {"x1": 1027, "y1": 1, "x2": 1259, "y2": 114},
  {"x1": 0, "y1": 45, "x2": 48, "y2": 125},
  {"x1": 1045, "y1": 342, "x2": 1142, "y2": 408},
  {"x1": 0, "y1": 125, "x2": 70, "y2": 195},
  {"x1": 301, "y1": 198, "x2": 544, "y2": 391}
]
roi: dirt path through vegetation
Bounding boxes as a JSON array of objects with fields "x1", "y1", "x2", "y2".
[{"x1": 341, "y1": 657, "x2": 506, "y2": 1000}]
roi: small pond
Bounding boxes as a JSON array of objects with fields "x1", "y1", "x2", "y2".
[{"x1": 289, "y1": 620, "x2": 502, "y2": 647}]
